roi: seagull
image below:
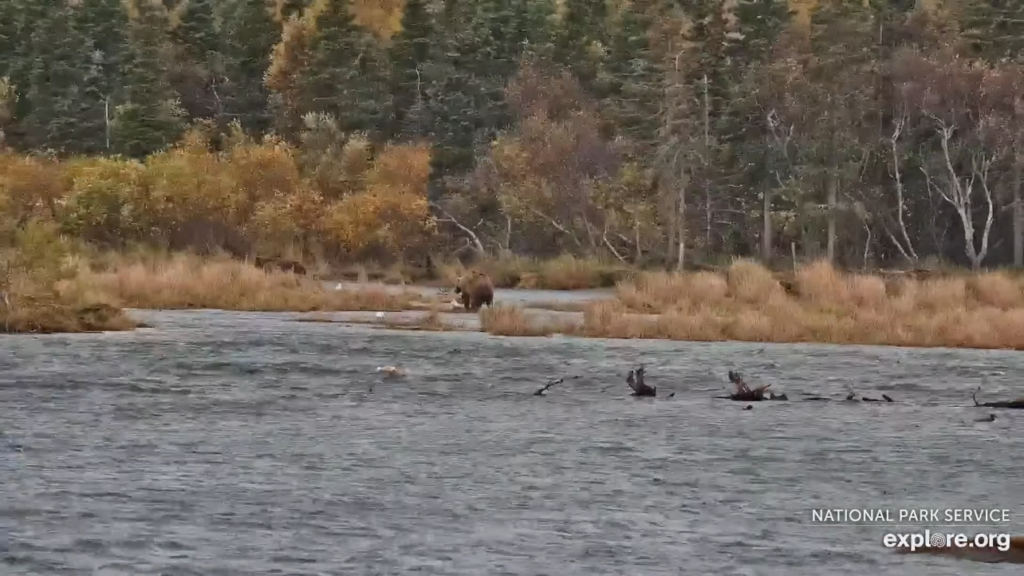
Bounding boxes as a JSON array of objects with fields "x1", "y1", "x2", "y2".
[{"x1": 375, "y1": 311, "x2": 385, "y2": 319}]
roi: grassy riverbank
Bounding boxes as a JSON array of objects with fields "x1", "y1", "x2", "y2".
[
  {"x1": 1, "y1": 226, "x2": 140, "y2": 334},
  {"x1": 71, "y1": 252, "x2": 431, "y2": 312},
  {"x1": 479, "y1": 259, "x2": 1024, "y2": 350},
  {"x1": 13, "y1": 245, "x2": 1024, "y2": 351}
]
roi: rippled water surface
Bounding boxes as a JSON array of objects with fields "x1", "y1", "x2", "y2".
[{"x1": 2, "y1": 309, "x2": 1023, "y2": 575}]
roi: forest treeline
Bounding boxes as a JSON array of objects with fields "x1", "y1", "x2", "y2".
[{"x1": 1, "y1": 0, "x2": 1023, "y2": 271}]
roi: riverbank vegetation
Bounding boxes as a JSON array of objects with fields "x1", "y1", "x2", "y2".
[
  {"x1": 473, "y1": 259, "x2": 1024, "y2": 350},
  {"x1": 4, "y1": 0, "x2": 1024, "y2": 274},
  {"x1": 72, "y1": 251, "x2": 429, "y2": 312},
  {"x1": 4, "y1": 0, "x2": 1024, "y2": 340},
  {"x1": 0, "y1": 222, "x2": 138, "y2": 333}
]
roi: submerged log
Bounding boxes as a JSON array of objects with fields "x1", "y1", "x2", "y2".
[
  {"x1": 972, "y1": 386, "x2": 1024, "y2": 409},
  {"x1": 626, "y1": 366, "x2": 657, "y2": 397}
]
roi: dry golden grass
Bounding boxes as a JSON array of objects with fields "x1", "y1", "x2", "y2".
[
  {"x1": 591, "y1": 258, "x2": 1024, "y2": 350},
  {"x1": 381, "y1": 303, "x2": 451, "y2": 332},
  {"x1": 479, "y1": 304, "x2": 571, "y2": 337},
  {"x1": 72, "y1": 253, "x2": 429, "y2": 312}
]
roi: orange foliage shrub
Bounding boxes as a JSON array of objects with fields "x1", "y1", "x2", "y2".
[
  {"x1": 0, "y1": 153, "x2": 63, "y2": 231},
  {"x1": 0, "y1": 121, "x2": 438, "y2": 266},
  {"x1": 320, "y1": 142, "x2": 435, "y2": 259},
  {"x1": 144, "y1": 126, "x2": 242, "y2": 226}
]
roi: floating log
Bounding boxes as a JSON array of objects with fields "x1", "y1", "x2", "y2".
[{"x1": 972, "y1": 386, "x2": 1024, "y2": 409}]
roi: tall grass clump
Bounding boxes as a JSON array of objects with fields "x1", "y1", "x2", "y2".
[
  {"x1": 479, "y1": 304, "x2": 568, "y2": 336},
  {"x1": 74, "y1": 252, "x2": 425, "y2": 312},
  {"x1": 595, "y1": 258, "x2": 1024, "y2": 350}
]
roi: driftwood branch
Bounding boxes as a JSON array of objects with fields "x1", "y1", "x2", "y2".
[
  {"x1": 722, "y1": 370, "x2": 773, "y2": 401},
  {"x1": 534, "y1": 377, "x2": 564, "y2": 396},
  {"x1": 626, "y1": 365, "x2": 657, "y2": 397},
  {"x1": 973, "y1": 385, "x2": 1024, "y2": 409}
]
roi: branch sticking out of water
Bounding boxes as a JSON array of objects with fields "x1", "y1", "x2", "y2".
[
  {"x1": 724, "y1": 370, "x2": 770, "y2": 401},
  {"x1": 534, "y1": 378, "x2": 564, "y2": 396},
  {"x1": 972, "y1": 385, "x2": 1024, "y2": 409},
  {"x1": 626, "y1": 365, "x2": 657, "y2": 397}
]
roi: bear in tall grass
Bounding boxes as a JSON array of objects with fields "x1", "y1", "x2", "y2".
[
  {"x1": 454, "y1": 271, "x2": 494, "y2": 312},
  {"x1": 254, "y1": 256, "x2": 307, "y2": 275}
]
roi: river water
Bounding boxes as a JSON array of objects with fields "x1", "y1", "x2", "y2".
[{"x1": 1, "y1": 309, "x2": 1022, "y2": 575}]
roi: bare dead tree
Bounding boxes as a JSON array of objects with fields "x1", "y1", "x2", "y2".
[
  {"x1": 429, "y1": 201, "x2": 486, "y2": 256},
  {"x1": 885, "y1": 109, "x2": 920, "y2": 264},
  {"x1": 920, "y1": 118, "x2": 995, "y2": 270}
]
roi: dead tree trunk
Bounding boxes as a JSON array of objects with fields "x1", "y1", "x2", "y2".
[{"x1": 920, "y1": 122, "x2": 994, "y2": 271}]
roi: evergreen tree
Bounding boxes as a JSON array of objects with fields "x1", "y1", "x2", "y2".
[
  {"x1": 300, "y1": 0, "x2": 392, "y2": 137},
  {"x1": 175, "y1": 0, "x2": 219, "y2": 65},
  {"x1": 221, "y1": 0, "x2": 277, "y2": 134},
  {"x1": 960, "y1": 0, "x2": 1024, "y2": 62},
  {"x1": 555, "y1": 0, "x2": 608, "y2": 94},
  {"x1": 73, "y1": 0, "x2": 130, "y2": 153},
  {"x1": 21, "y1": 1, "x2": 113, "y2": 154},
  {"x1": 388, "y1": 0, "x2": 434, "y2": 138},
  {"x1": 111, "y1": 0, "x2": 185, "y2": 157},
  {"x1": 605, "y1": 6, "x2": 662, "y2": 153}
]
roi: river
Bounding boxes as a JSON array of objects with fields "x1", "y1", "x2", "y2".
[{"x1": 1, "y1": 308, "x2": 1021, "y2": 575}]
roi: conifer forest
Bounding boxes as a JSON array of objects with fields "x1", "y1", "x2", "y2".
[{"x1": 1, "y1": 0, "x2": 1023, "y2": 271}]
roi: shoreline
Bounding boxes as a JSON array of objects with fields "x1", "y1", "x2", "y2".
[{"x1": 12, "y1": 255, "x2": 1024, "y2": 351}]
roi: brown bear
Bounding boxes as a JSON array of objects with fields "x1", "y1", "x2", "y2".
[
  {"x1": 454, "y1": 271, "x2": 494, "y2": 312},
  {"x1": 253, "y1": 256, "x2": 307, "y2": 275},
  {"x1": 276, "y1": 259, "x2": 308, "y2": 275}
]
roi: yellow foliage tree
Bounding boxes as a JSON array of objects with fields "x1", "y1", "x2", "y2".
[
  {"x1": 319, "y1": 142, "x2": 435, "y2": 259},
  {"x1": 249, "y1": 186, "x2": 325, "y2": 255},
  {"x1": 265, "y1": 0, "x2": 326, "y2": 135},
  {"x1": 222, "y1": 122, "x2": 307, "y2": 222},
  {"x1": 0, "y1": 153, "x2": 64, "y2": 234},
  {"x1": 143, "y1": 125, "x2": 242, "y2": 229},
  {"x1": 59, "y1": 156, "x2": 150, "y2": 246}
]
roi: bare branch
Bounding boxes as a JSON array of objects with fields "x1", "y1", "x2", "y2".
[{"x1": 429, "y1": 201, "x2": 486, "y2": 255}]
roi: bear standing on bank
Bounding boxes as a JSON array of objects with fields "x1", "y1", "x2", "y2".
[{"x1": 454, "y1": 271, "x2": 495, "y2": 312}]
